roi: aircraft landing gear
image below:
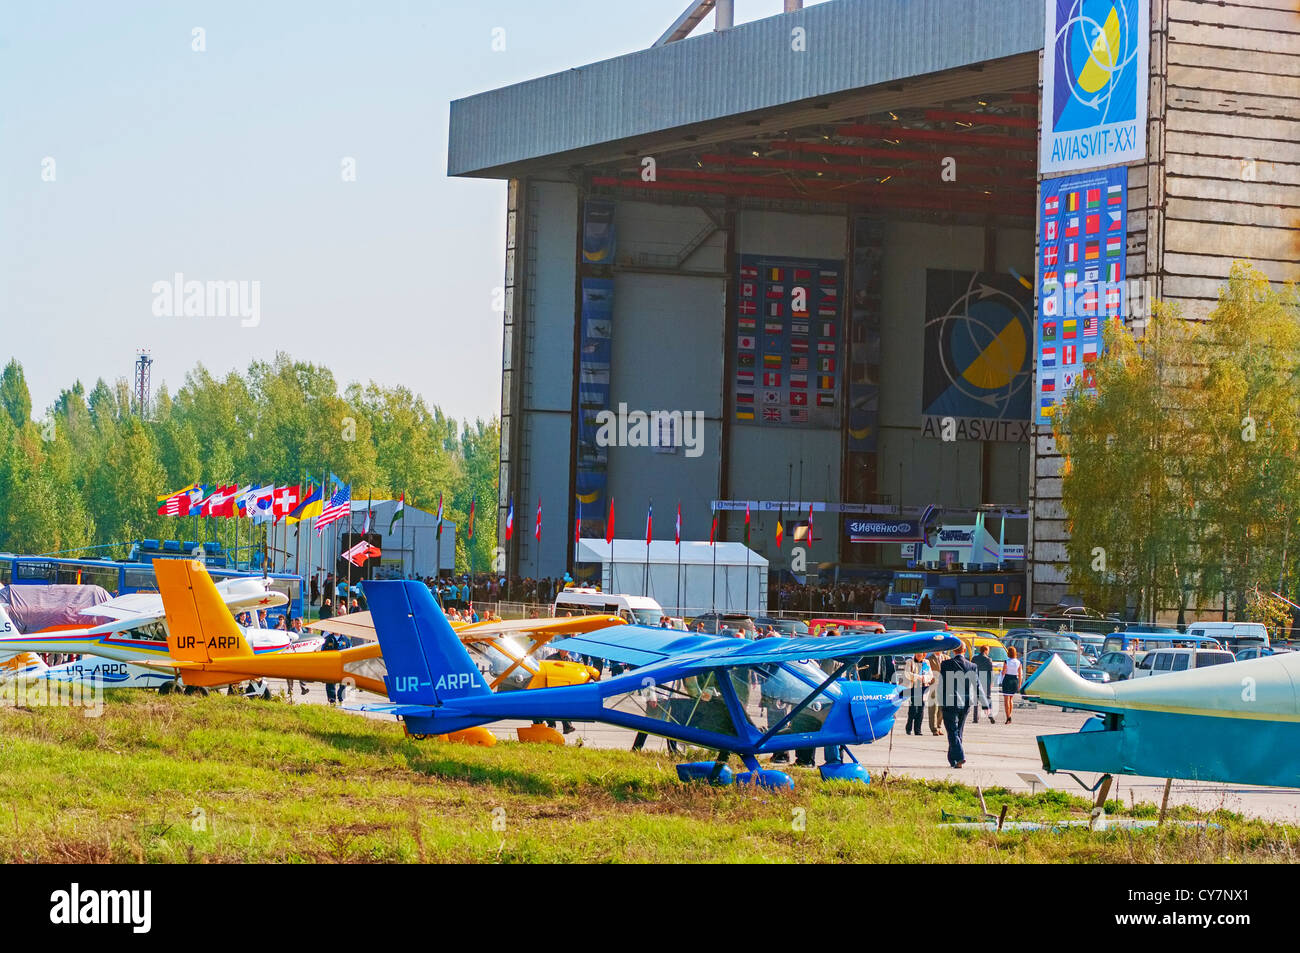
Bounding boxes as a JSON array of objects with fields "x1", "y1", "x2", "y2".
[
  {"x1": 158, "y1": 681, "x2": 179, "y2": 696},
  {"x1": 182, "y1": 685, "x2": 210, "y2": 697}
]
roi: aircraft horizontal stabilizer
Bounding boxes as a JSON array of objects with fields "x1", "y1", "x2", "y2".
[{"x1": 1022, "y1": 654, "x2": 1118, "y2": 711}]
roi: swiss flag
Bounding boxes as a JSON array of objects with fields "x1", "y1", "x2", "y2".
[{"x1": 273, "y1": 485, "x2": 301, "y2": 520}]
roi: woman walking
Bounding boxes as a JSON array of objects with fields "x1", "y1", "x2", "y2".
[{"x1": 1001, "y1": 646, "x2": 1022, "y2": 724}]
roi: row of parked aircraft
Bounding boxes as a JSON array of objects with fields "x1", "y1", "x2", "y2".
[{"x1": 1, "y1": 560, "x2": 1297, "y2": 791}]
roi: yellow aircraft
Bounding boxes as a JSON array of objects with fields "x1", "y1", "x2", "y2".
[{"x1": 148, "y1": 560, "x2": 623, "y2": 744}]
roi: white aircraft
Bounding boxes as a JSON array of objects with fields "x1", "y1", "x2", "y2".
[{"x1": 0, "y1": 571, "x2": 319, "y2": 693}]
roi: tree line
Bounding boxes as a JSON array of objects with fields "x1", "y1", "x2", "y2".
[
  {"x1": 1059, "y1": 263, "x2": 1300, "y2": 624},
  {"x1": 0, "y1": 352, "x2": 500, "y2": 574}
]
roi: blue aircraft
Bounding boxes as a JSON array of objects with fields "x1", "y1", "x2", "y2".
[{"x1": 354, "y1": 580, "x2": 961, "y2": 787}]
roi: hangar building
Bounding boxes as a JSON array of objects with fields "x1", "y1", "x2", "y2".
[{"x1": 447, "y1": 0, "x2": 1300, "y2": 609}]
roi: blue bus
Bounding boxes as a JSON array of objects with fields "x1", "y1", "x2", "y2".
[
  {"x1": 885, "y1": 569, "x2": 1026, "y2": 616},
  {"x1": 0, "y1": 554, "x2": 305, "y2": 623}
]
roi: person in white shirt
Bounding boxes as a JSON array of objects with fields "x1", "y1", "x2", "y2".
[{"x1": 1001, "y1": 646, "x2": 1023, "y2": 724}]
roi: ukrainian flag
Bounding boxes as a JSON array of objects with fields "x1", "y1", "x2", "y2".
[{"x1": 288, "y1": 483, "x2": 323, "y2": 523}]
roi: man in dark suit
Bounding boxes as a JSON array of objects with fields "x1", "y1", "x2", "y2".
[
  {"x1": 940, "y1": 644, "x2": 979, "y2": 768},
  {"x1": 971, "y1": 645, "x2": 995, "y2": 723}
]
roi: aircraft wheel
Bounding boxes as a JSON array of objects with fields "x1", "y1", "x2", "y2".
[
  {"x1": 183, "y1": 685, "x2": 210, "y2": 697},
  {"x1": 158, "y1": 681, "x2": 176, "y2": 696}
]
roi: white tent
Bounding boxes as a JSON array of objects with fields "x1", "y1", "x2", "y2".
[{"x1": 575, "y1": 539, "x2": 767, "y2": 617}]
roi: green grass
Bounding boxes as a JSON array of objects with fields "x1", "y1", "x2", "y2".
[{"x1": 0, "y1": 692, "x2": 1296, "y2": 862}]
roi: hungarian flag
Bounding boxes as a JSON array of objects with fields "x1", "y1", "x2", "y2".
[
  {"x1": 645, "y1": 501, "x2": 653, "y2": 545},
  {"x1": 674, "y1": 502, "x2": 681, "y2": 546},
  {"x1": 605, "y1": 497, "x2": 615, "y2": 544},
  {"x1": 435, "y1": 493, "x2": 444, "y2": 539},
  {"x1": 505, "y1": 497, "x2": 514, "y2": 541},
  {"x1": 389, "y1": 492, "x2": 405, "y2": 534},
  {"x1": 534, "y1": 497, "x2": 542, "y2": 542}
]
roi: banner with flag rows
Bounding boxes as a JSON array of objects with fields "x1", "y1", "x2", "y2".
[
  {"x1": 1036, "y1": 166, "x2": 1128, "y2": 425},
  {"x1": 734, "y1": 254, "x2": 843, "y2": 428}
]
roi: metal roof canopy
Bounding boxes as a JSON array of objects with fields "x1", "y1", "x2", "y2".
[{"x1": 448, "y1": 0, "x2": 1043, "y2": 179}]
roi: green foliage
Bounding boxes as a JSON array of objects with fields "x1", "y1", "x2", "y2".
[
  {"x1": 1059, "y1": 264, "x2": 1300, "y2": 618},
  {"x1": 0, "y1": 354, "x2": 499, "y2": 573}
]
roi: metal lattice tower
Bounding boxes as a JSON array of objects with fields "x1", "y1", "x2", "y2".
[{"x1": 133, "y1": 349, "x2": 153, "y2": 418}]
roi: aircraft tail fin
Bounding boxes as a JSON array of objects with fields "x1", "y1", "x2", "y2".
[
  {"x1": 1022, "y1": 654, "x2": 1117, "y2": 709},
  {"x1": 363, "y1": 580, "x2": 490, "y2": 706},
  {"x1": 154, "y1": 559, "x2": 253, "y2": 663}
]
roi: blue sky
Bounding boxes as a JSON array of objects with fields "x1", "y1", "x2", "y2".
[{"x1": 1, "y1": 1, "x2": 826, "y2": 423}]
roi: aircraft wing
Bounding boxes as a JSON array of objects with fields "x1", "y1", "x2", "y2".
[
  {"x1": 696, "y1": 631, "x2": 961, "y2": 668},
  {"x1": 454, "y1": 614, "x2": 625, "y2": 644},
  {"x1": 307, "y1": 612, "x2": 378, "y2": 643},
  {"x1": 550, "y1": 626, "x2": 721, "y2": 666},
  {"x1": 78, "y1": 575, "x2": 287, "y2": 623}
]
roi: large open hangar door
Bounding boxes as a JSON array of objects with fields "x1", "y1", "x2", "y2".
[{"x1": 580, "y1": 62, "x2": 1038, "y2": 577}]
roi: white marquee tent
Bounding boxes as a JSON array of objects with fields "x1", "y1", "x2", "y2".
[{"x1": 575, "y1": 539, "x2": 767, "y2": 617}]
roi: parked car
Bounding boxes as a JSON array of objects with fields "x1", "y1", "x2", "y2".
[
  {"x1": 1095, "y1": 650, "x2": 1137, "y2": 681},
  {"x1": 1031, "y1": 604, "x2": 1122, "y2": 634},
  {"x1": 806, "y1": 617, "x2": 881, "y2": 636},
  {"x1": 880, "y1": 616, "x2": 950, "y2": 632},
  {"x1": 1003, "y1": 629, "x2": 1077, "y2": 662},
  {"x1": 754, "y1": 616, "x2": 811, "y2": 637},
  {"x1": 1024, "y1": 648, "x2": 1110, "y2": 683},
  {"x1": 1131, "y1": 647, "x2": 1236, "y2": 678},
  {"x1": 1236, "y1": 646, "x2": 1275, "y2": 661}
]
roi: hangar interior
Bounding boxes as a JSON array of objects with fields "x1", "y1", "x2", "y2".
[{"x1": 461, "y1": 5, "x2": 1043, "y2": 584}]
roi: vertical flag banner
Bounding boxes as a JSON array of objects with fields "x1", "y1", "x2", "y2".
[
  {"x1": 389, "y1": 492, "x2": 406, "y2": 534},
  {"x1": 435, "y1": 493, "x2": 444, "y2": 540},
  {"x1": 645, "y1": 501, "x2": 653, "y2": 546},
  {"x1": 744, "y1": 502, "x2": 751, "y2": 545},
  {"x1": 674, "y1": 502, "x2": 681, "y2": 546},
  {"x1": 505, "y1": 496, "x2": 514, "y2": 542},
  {"x1": 576, "y1": 273, "x2": 614, "y2": 539},
  {"x1": 605, "y1": 498, "x2": 616, "y2": 545},
  {"x1": 1041, "y1": 0, "x2": 1149, "y2": 174},
  {"x1": 1037, "y1": 165, "x2": 1129, "y2": 424},
  {"x1": 734, "y1": 254, "x2": 842, "y2": 428},
  {"x1": 709, "y1": 512, "x2": 717, "y2": 546},
  {"x1": 534, "y1": 497, "x2": 542, "y2": 542}
]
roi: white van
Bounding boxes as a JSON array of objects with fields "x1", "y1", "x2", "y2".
[
  {"x1": 1185, "y1": 621, "x2": 1269, "y2": 654},
  {"x1": 1131, "y1": 647, "x2": 1236, "y2": 678},
  {"x1": 551, "y1": 588, "x2": 665, "y2": 627}
]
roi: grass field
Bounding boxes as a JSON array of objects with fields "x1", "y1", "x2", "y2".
[{"x1": 0, "y1": 691, "x2": 1296, "y2": 863}]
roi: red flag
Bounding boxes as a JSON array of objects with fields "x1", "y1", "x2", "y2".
[
  {"x1": 605, "y1": 498, "x2": 615, "y2": 545},
  {"x1": 575, "y1": 511, "x2": 581, "y2": 545},
  {"x1": 467, "y1": 496, "x2": 475, "y2": 540},
  {"x1": 744, "y1": 502, "x2": 751, "y2": 545},
  {"x1": 807, "y1": 503, "x2": 815, "y2": 543},
  {"x1": 709, "y1": 513, "x2": 717, "y2": 545},
  {"x1": 674, "y1": 502, "x2": 681, "y2": 546},
  {"x1": 645, "y1": 501, "x2": 653, "y2": 546},
  {"x1": 505, "y1": 497, "x2": 514, "y2": 541},
  {"x1": 534, "y1": 496, "x2": 542, "y2": 541}
]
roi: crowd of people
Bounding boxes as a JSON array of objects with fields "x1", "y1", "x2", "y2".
[{"x1": 769, "y1": 581, "x2": 889, "y2": 615}]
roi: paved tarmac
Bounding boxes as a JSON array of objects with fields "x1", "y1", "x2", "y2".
[{"x1": 267, "y1": 680, "x2": 1300, "y2": 822}]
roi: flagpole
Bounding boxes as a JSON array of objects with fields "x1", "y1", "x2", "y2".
[
  {"x1": 644, "y1": 499, "x2": 651, "y2": 598},
  {"x1": 676, "y1": 502, "x2": 681, "y2": 618},
  {"x1": 711, "y1": 511, "x2": 717, "y2": 614}
]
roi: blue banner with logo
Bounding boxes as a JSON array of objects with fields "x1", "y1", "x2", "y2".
[{"x1": 1041, "y1": 0, "x2": 1149, "y2": 174}]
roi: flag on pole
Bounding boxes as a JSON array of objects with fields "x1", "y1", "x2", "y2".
[
  {"x1": 361, "y1": 503, "x2": 372, "y2": 535},
  {"x1": 744, "y1": 502, "x2": 751, "y2": 545},
  {"x1": 273, "y1": 485, "x2": 302, "y2": 523},
  {"x1": 341, "y1": 539, "x2": 381, "y2": 567},
  {"x1": 435, "y1": 493, "x2": 444, "y2": 540},
  {"x1": 674, "y1": 502, "x2": 681, "y2": 546},
  {"x1": 316, "y1": 485, "x2": 351, "y2": 536},
  {"x1": 775, "y1": 512, "x2": 784, "y2": 549},
  {"x1": 605, "y1": 497, "x2": 615, "y2": 545},
  {"x1": 505, "y1": 497, "x2": 514, "y2": 541},
  {"x1": 157, "y1": 482, "x2": 203, "y2": 516},
  {"x1": 467, "y1": 496, "x2": 476, "y2": 540},
  {"x1": 388, "y1": 492, "x2": 405, "y2": 534},
  {"x1": 287, "y1": 482, "x2": 321, "y2": 523},
  {"x1": 807, "y1": 502, "x2": 815, "y2": 543},
  {"x1": 709, "y1": 512, "x2": 717, "y2": 545},
  {"x1": 534, "y1": 497, "x2": 542, "y2": 542},
  {"x1": 645, "y1": 501, "x2": 653, "y2": 545},
  {"x1": 574, "y1": 502, "x2": 581, "y2": 545}
]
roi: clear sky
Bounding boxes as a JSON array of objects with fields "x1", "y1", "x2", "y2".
[{"x1": 2, "y1": 1, "x2": 827, "y2": 424}]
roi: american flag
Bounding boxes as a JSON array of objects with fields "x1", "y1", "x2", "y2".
[{"x1": 315, "y1": 485, "x2": 351, "y2": 536}]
